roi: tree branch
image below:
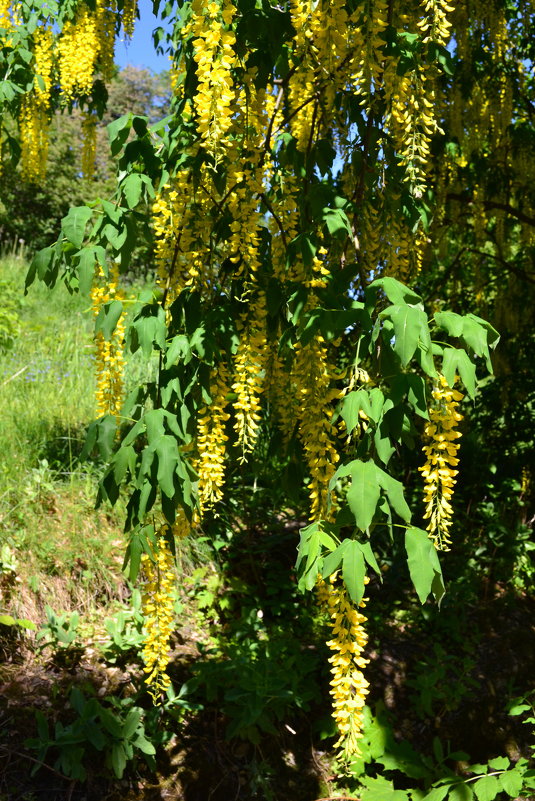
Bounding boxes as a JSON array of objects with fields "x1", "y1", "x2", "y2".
[{"x1": 447, "y1": 193, "x2": 535, "y2": 228}]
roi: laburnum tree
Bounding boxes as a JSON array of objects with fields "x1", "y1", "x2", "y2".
[{"x1": 2, "y1": 0, "x2": 533, "y2": 762}]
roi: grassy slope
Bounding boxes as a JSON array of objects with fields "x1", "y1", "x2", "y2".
[{"x1": 0, "y1": 254, "x2": 125, "y2": 622}]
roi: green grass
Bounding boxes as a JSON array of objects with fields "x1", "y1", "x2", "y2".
[{"x1": 0, "y1": 255, "x2": 125, "y2": 620}]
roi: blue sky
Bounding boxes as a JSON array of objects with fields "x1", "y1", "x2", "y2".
[{"x1": 114, "y1": 0, "x2": 171, "y2": 73}]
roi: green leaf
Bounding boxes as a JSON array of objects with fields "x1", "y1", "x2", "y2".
[
  {"x1": 77, "y1": 247, "x2": 99, "y2": 295},
  {"x1": 361, "y1": 775, "x2": 410, "y2": 801},
  {"x1": 131, "y1": 311, "x2": 167, "y2": 358},
  {"x1": 448, "y1": 784, "x2": 474, "y2": 801},
  {"x1": 112, "y1": 445, "x2": 137, "y2": 485},
  {"x1": 405, "y1": 527, "x2": 445, "y2": 604},
  {"x1": 122, "y1": 708, "x2": 142, "y2": 740},
  {"x1": 344, "y1": 460, "x2": 381, "y2": 532},
  {"x1": 383, "y1": 305, "x2": 430, "y2": 367},
  {"x1": 358, "y1": 541, "x2": 381, "y2": 576},
  {"x1": 423, "y1": 787, "x2": 450, "y2": 801},
  {"x1": 61, "y1": 206, "x2": 92, "y2": 249},
  {"x1": 473, "y1": 775, "x2": 500, "y2": 801},
  {"x1": 166, "y1": 334, "x2": 192, "y2": 366},
  {"x1": 391, "y1": 374, "x2": 429, "y2": 419},
  {"x1": 340, "y1": 390, "x2": 373, "y2": 433},
  {"x1": 99, "y1": 708, "x2": 123, "y2": 739},
  {"x1": 322, "y1": 207, "x2": 352, "y2": 239},
  {"x1": 375, "y1": 466, "x2": 412, "y2": 522},
  {"x1": 442, "y1": 348, "x2": 477, "y2": 399},
  {"x1": 342, "y1": 541, "x2": 366, "y2": 604},
  {"x1": 155, "y1": 435, "x2": 180, "y2": 498},
  {"x1": 487, "y1": 757, "x2": 510, "y2": 770},
  {"x1": 498, "y1": 769, "x2": 524, "y2": 797},
  {"x1": 372, "y1": 277, "x2": 423, "y2": 306},
  {"x1": 434, "y1": 310, "x2": 465, "y2": 338},
  {"x1": 110, "y1": 742, "x2": 127, "y2": 779},
  {"x1": 462, "y1": 314, "x2": 499, "y2": 372},
  {"x1": 108, "y1": 113, "x2": 132, "y2": 157},
  {"x1": 133, "y1": 733, "x2": 156, "y2": 755},
  {"x1": 122, "y1": 173, "x2": 144, "y2": 209},
  {"x1": 296, "y1": 522, "x2": 323, "y2": 591},
  {"x1": 321, "y1": 540, "x2": 348, "y2": 578},
  {"x1": 95, "y1": 300, "x2": 123, "y2": 340},
  {"x1": 508, "y1": 703, "x2": 531, "y2": 715}
]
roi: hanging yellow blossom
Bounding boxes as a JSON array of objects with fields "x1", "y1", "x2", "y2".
[
  {"x1": 232, "y1": 291, "x2": 268, "y2": 460},
  {"x1": 317, "y1": 575, "x2": 370, "y2": 758},
  {"x1": 19, "y1": 94, "x2": 49, "y2": 182},
  {"x1": 196, "y1": 363, "x2": 231, "y2": 512},
  {"x1": 81, "y1": 113, "x2": 97, "y2": 180},
  {"x1": 122, "y1": 0, "x2": 137, "y2": 39},
  {"x1": 58, "y1": 6, "x2": 99, "y2": 100},
  {"x1": 90, "y1": 265, "x2": 125, "y2": 420},
  {"x1": 33, "y1": 27, "x2": 54, "y2": 108},
  {"x1": 419, "y1": 374, "x2": 463, "y2": 550},
  {"x1": 188, "y1": 0, "x2": 238, "y2": 158},
  {"x1": 141, "y1": 534, "x2": 175, "y2": 701},
  {"x1": 293, "y1": 333, "x2": 342, "y2": 522}
]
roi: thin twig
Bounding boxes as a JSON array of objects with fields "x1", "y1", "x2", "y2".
[
  {"x1": 259, "y1": 192, "x2": 288, "y2": 249},
  {"x1": 2, "y1": 747, "x2": 70, "y2": 781},
  {"x1": 1, "y1": 365, "x2": 29, "y2": 386},
  {"x1": 446, "y1": 192, "x2": 535, "y2": 228}
]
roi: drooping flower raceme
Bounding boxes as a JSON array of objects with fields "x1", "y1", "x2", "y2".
[
  {"x1": 317, "y1": 574, "x2": 370, "y2": 758},
  {"x1": 419, "y1": 373, "x2": 463, "y2": 550},
  {"x1": 90, "y1": 264, "x2": 125, "y2": 420},
  {"x1": 141, "y1": 534, "x2": 176, "y2": 702}
]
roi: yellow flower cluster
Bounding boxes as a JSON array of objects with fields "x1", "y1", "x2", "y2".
[
  {"x1": 18, "y1": 26, "x2": 54, "y2": 182},
  {"x1": 58, "y1": 7, "x2": 100, "y2": 100},
  {"x1": 122, "y1": 0, "x2": 137, "y2": 39},
  {"x1": 81, "y1": 113, "x2": 97, "y2": 180},
  {"x1": 96, "y1": 0, "x2": 117, "y2": 83},
  {"x1": 152, "y1": 169, "x2": 213, "y2": 300},
  {"x1": 419, "y1": 374, "x2": 463, "y2": 550},
  {"x1": 19, "y1": 94, "x2": 49, "y2": 183},
  {"x1": 141, "y1": 534, "x2": 175, "y2": 701},
  {"x1": 265, "y1": 343, "x2": 298, "y2": 446},
  {"x1": 0, "y1": 0, "x2": 9, "y2": 25},
  {"x1": 387, "y1": 67, "x2": 439, "y2": 198},
  {"x1": 349, "y1": 0, "x2": 389, "y2": 103},
  {"x1": 196, "y1": 364, "x2": 231, "y2": 512},
  {"x1": 317, "y1": 575, "x2": 370, "y2": 757},
  {"x1": 90, "y1": 264, "x2": 125, "y2": 420},
  {"x1": 232, "y1": 291, "x2": 268, "y2": 460},
  {"x1": 33, "y1": 27, "x2": 54, "y2": 107},
  {"x1": 188, "y1": 0, "x2": 237, "y2": 157},
  {"x1": 418, "y1": 0, "x2": 455, "y2": 46},
  {"x1": 293, "y1": 334, "x2": 342, "y2": 522}
]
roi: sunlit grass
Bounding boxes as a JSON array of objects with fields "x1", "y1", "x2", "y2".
[{"x1": 0, "y1": 256, "x2": 125, "y2": 618}]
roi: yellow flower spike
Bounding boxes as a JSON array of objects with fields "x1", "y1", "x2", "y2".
[
  {"x1": 419, "y1": 374, "x2": 464, "y2": 550},
  {"x1": 196, "y1": 363, "x2": 232, "y2": 511},
  {"x1": 232, "y1": 291, "x2": 268, "y2": 461},
  {"x1": 292, "y1": 326, "x2": 342, "y2": 523},
  {"x1": 318, "y1": 575, "x2": 370, "y2": 758},
  {"x1": 81, "y1": 113, "x2": 97, "y2": 180},
  {"x1": 141, "y1": 534, "x2": 176, "y2": 702},
  {"x1": 188, "y1": 0, "x2": 237, "y2": 159},
  {"x1": 122, "y1": 0, "x2": 138, "y2": 39},
  {"x1": 90, "y1": 264, "x2": 125, "y2": 421},
  {"x1": 19, "y1": 93, "x2": 49, "y2": 182}
]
